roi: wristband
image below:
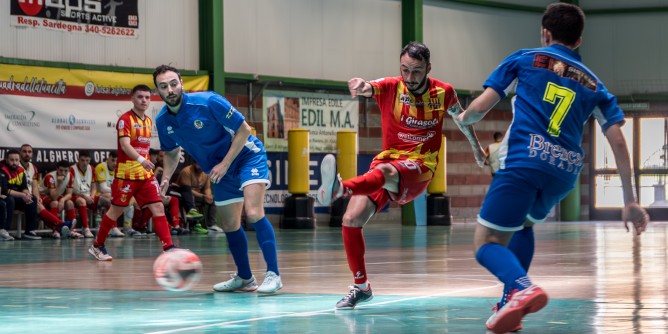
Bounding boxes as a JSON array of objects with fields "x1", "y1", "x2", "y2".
[{"x1": 136, "y1": 156, "x2": 146, "y2": 164}]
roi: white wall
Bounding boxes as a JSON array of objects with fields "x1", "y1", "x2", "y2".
[
  {"x1": 0, "y1": 0, "x2": 200, "y2": 70},
  {"x1": 582, "y1": 12, "x2": 668, "y2": 96},
  {"x1": 223, "y1": 0, "x2": 402, "y2": 82},
  {"x1": 423, "y1": 0, "x2": 541, "y2": 92}
]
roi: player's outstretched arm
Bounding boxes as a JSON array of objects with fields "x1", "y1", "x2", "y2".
[
  {"x1": 605, "y1": 123, "x2": 650, "y2": 235},
  {"x1": 456, "y1": 88, "x2": 501, "y2": 126},
  {"x1": 447, "y1": 102, "x2": 486, "y2": 167}
]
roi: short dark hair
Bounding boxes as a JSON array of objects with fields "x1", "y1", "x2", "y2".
[
  {"x1": 542, "y1": 3, "x2": 585, "y2": 47},
  {"x1": 56, "y1": 160, "x2": 71, "y2": 169},
  {"x1": 78, "y1": 150, "x2": 90, "y2": 158},
  {"x1": 400, "y1": 41, "x2": 430, "y2": 64},
  {"x1": 132, "y1": 84, "x2": 151, "y2": 95},
  {"x1": 6, "y1": 149, "x2": 20, "y2": 158},
  {"x1": 108, "y1": 151, "x2": 118, "y2": 159},
  {"x1": 493, "y1": 131, "x2": 503, "y2": 141},
  {"x1": 153, "y1": 64, "x2": 181, "y2": 87}
]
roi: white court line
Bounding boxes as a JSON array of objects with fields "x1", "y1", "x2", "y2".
[{"x1": 146, "y1": 284, "x2": 501, "y2": 334}]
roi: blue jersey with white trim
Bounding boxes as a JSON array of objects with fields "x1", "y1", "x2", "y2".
[
  {"x1": 484, "y1": 44, "x2": 625, "y2": 182},
  {"x1": 155, "y1": 91, "x2": 265, "y2": 174}
]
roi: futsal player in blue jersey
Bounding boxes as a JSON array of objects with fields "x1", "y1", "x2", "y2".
[
  {"x1": 153, "y1": 65, "x2": 282, "y2": 294},
  {"x1": 456, "y1": 4, "x2": 650, "y2": 333}
]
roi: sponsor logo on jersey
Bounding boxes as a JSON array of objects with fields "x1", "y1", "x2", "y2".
[
  {"x1": 400, "y1": 94, "x2": 412, "y2": 105},
  {"x1": 527, "y1": 133, "x2": 583, "y2": 174},
  {"x1": 194, "y1": 120, "x2": 203, "y2": 129},
  {"x1": 402, "y1": 116, "x2": 439, "y2": 129},
  {"x1": 397, "y1": 131, "x2": 436, "y2": 143}
]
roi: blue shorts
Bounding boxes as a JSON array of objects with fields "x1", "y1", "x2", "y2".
[
  {"x1": 478, "y1": 168, "x2": 576, "y2": 231},
  {"x1": 212, "y1": 151, "x2": 270, "y2": 206}
]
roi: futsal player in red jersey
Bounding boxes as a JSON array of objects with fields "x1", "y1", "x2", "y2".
[
  {"x1": 317, "y1": 41, "x2": 484, "y2": 309},
  {"x1": 89, "y1": 84, "x2": 175, "y2": 261}
]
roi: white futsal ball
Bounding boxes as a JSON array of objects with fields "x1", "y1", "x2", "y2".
[{"x1": 153, "y1": 248, "x2": 203, "y2": 291}]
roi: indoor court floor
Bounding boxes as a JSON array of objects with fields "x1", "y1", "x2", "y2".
[{"x1": 0, "y1": 219, "x2": 666, "y2": 334}]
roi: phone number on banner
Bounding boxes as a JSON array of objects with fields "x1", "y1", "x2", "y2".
[{"x1": 85, "y1": 25, "x2": 137, "y2": 37}]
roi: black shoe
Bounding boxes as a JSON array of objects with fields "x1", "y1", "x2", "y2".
[
  {"x1": 336, "y1": 285, "x2": 373, "y2": 309},
  {"x1": 22, "y1": 231, "x2": 42, "y2": 240}
]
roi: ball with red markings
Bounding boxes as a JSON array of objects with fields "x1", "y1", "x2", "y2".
[{"x1": 153, "y1": 248, "x2": 203, "y2": 291}]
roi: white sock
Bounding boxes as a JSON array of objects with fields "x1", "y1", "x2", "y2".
[{"x1": 355, "y1": 282, "x2": 369, "y2": 291}]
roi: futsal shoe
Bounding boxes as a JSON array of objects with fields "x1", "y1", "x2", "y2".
[
  {"x1": 88, "y1": 244, "x2": 113, "y2": 261},
  {"x1": 336, "y1": 285, "x2": 373, "y2": 309},
  {"x1": 257, "y1": 271, "x2": 282, "y2": 293},
  {"x1": 317, "y1": 154, "x2": 343, "y2": 206},
  {"x1": 213, "y1": 273, "x2": 258, "y2": 292},
  {"x1": 83, "y1": 228, "x2": 94, "y2": 238},
  {"x1": 110, "y1": 227, "x2": 125, "y2": 237},
  {"x1": 490, "y1": 302, "x2": 523, "y2": 332},
  {"x1": 486, "y1": 285, "x2": 548, "y2": 334}
]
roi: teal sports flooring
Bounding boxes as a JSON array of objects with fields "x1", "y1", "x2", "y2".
[{"x1": 0, "y1": 220, "x2": 666, "y2": 333}]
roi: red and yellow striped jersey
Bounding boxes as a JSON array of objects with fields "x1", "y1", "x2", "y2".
[
  {"x1": 369, "y1": 76, "x2": 459, "y2": 172},
  {"x1": 116, "y1": 110, "x2": 153, "y2": 180}
]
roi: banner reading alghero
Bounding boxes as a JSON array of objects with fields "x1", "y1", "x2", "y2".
[
  {"x1": 11, "y1": 0, "x2": 140, "y2": 38},
  {"x1": 262, "y1": 90, "x2": 359, "y2": 153}
]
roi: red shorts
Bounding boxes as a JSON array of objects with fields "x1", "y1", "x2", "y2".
[
  {"x1": 367, "y1": 159, "x2": 433, "y2": 212},
  {"x1": 72, "y1": 193, "x2": 97, "y2": 210},
  {"x1": 111, "y1": 177, "x2": 162, "y2": 208},
  {"x1": 41, "y1": 194, "x2": 57, "y2": 206}
]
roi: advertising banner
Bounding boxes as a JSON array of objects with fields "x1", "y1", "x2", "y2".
[
  {"x1": 262, "y1": 90, "x2": 359, "y2": 153},
  {"x1": 0, "y1": 64, "x2": 209, "y2": 167},
  {"x1": 11, "y1": 0, "x2": 140, "y2": 38}
]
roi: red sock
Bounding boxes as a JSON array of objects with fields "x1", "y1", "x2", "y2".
[
  {"x1": 141, "y1": 208, "x2": 152, "y2": 228},
  {"x1": 342, "y1": 225, "x2": 368, "y2": 285},
  {"x1": 39, "y1": 209, "x2": 62, "y2": 229},
  {"x1": 66, "y1": 208, "x2": 76, "y2": 221},
  {"x1": 152, "y1": 215, "x2": 174, "y2": 250},
  {"x1": 94, "y1": 214, "x2": 116, "y2": 247},
  {"x1": 50, "y1": 206, "x2": 59, "y2": 217},
  {"x1": 168, "y1": 197, "x2": 181, "y2": 226},
  {"x1": 77, "y1": 206, "x2": 89, "y2": 228},
  {"x1": 342, "y1": 168, "x2": 386, "y2": 196}
]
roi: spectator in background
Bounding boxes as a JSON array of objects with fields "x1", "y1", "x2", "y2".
[
  {"x1": 485, "y1": 131, "x2": 504, "y2": 177},
  {"x1": 40, "y1": 160, "x2": 82, "y2": 239},
  {"x1": 0, "y1": 149, "x2": 41, "y2": 240},
  {"x1": 0, "y1": 170, "x2": 13, "y2": 241},
  {"x1": 177, "y1": 160, "x2": 220, "y2": 233},
  {"x1": 70, "y1": 150, "x2": 97, "y2": 238},
  {"x1": 21, "y1": 144, "x2": 75, "y2": 239}
]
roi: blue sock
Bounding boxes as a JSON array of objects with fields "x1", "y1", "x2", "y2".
[
  {"x1": 476, "y1": 243, "x2": 531, "y2": 294},
  {"x1": 253, "y1": 217, "x2": 279, "y2": 275},
  {"x1": 508, "y1": 226, "x2": 535, "y2": 272},
  {"x1": 225, "y1": 228, "x2": 252, "y2": 279}
]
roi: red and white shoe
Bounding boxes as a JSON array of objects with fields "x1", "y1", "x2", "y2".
[
  {"x1": 486, "y1": 285, "x2": 548, "y2": 334},
  {"x1": 317, "y1": 154, "x2": 343, "y2": 206},
  {"x1": 490, "y1": 300, "x2": 523, "y2": 332}
]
